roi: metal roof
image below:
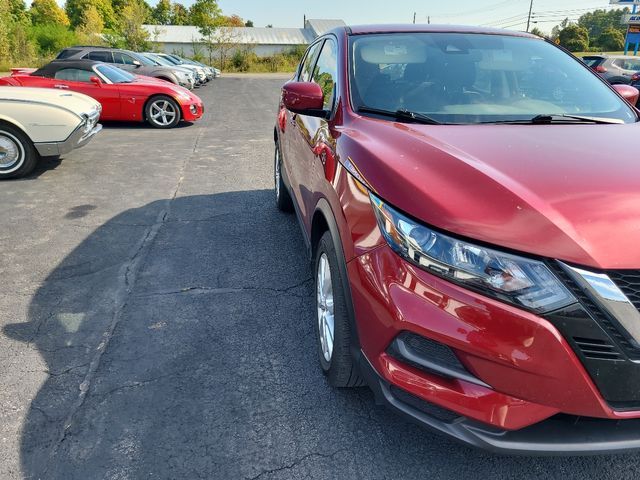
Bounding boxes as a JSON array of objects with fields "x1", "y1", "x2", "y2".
[
  {"x1": 144, "y1": 25, "x2": 318, "y2": 45},
  {"x1": 304, "y1": 19, "x2": 346, "y2": 36}
]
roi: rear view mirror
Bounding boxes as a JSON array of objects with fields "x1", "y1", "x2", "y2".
[
  {"x1": 282, "y1": 81, "x2": 326, "y2": 118},
  {"x1": 89, "y1": 76, "x2": 102, "y2": 87},
  {"x1": 612, "y1": 84, "x2": 639, "y2": 106},
  {"x1": 133, "y1": 60, "x2": 141, "y2": 67}
]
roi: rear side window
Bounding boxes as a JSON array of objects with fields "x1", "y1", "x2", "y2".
[
  {"x1": 54, "y1": 68, "x2": 93, "y2": 82},
  {"x1": 86, "y1": 51, "x2": 113, "y2": 62},
  {"x1": 113, "y1": 52, "x2": 136, "y2": 65},
  {"x1": 614, "y1": 58, "x2": 640, "y2": 71},
  {"x1": 312, "y1": 39, "x2": 338, "y2": 110},
  {"x1": 298, "y1": 42, "x2": 323, "y2": 82},
  {"x1": 582, "y1": 57, "x2": 602, "y2": 67},
  {"x1": 56, "y1": 49, "x2": 81, "y2": 59}
]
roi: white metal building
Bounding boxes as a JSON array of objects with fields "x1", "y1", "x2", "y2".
[{"x1": 143, "y1": 19, "x2": 346, "y2": 57}]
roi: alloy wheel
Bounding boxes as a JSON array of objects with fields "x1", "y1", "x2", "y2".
[
  {"x1": 317, "y1": 253, "x2": 335, "y2": 362},
  {"x1": 274, "y1": 147, "x2": 281, "y2": 200},
  {"x1": 149, "y1": 100, "x2": 177, "y2": 127}
]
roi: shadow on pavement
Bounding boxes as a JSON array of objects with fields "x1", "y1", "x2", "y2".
[{"x1": 3, "y1": 190, "x2": 637, "y2": 479}]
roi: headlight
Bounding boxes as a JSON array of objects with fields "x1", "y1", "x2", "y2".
[
  {"x1": 174, "y1": 89, "x2": 191, "y2": 101},
  {"x1": 370, "y1": 193, "x2": 575, "y2": 313}
]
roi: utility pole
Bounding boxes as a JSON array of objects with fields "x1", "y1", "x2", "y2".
[
  {"x1": 428, "y1": 16, "x2": 430, "y2": 24},
  {"x1": 413, "y1": 12, "x2": 416, "y2": 24},
  {"x1": 526, "y1": 0, "x2": 534, "y2": 32}
]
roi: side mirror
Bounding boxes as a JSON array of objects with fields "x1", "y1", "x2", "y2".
[
  {"x1": 133, "y1": 60, "x2": 141, "y2": 67},
  {"x1": 89, "y1": 76, "x2": 102, "y2": 87},
  {"x1": 612, "y1": 84, "x2": 639, "y2": 106},
  {"x1": 282, "y1": 81, "x2": 326, "y2": 118}
]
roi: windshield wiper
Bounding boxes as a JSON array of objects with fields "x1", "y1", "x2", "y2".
[
  {"x1": 357, "y1": 106, "x2": 441, "y2": 125},
  {"x1": 480, "y1": 114, "x2": 624, "y2": 125}
]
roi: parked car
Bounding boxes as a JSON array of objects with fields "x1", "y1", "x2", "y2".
[
  {"x1": 582, "y1": 54, "x2": 640, "y2": 84},
  {"x1": 0, "y1": 86, "x2": 101, "y2": 179},
  {"x1": 0, "y1": 60, "x2": 203, "y2": 129},
  {"x1": 155, "y1": 53, "x2": 210, "y2": 83},
  {"x1": 56, "y1": 46, "x2": 195, "y2": 89},
  {"x1": 142, "y1": 52, "x2": 205, "y2": 86},
  {"x1": 275, "y1": 24, "x2": 640, "y2": 454},
  {"x1": 155, "y1": 53, "x2": 216, "y2": 81}
]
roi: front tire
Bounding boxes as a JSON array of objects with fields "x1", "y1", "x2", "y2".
[
  {"x1": 146, "y1": 96, "x2": 181, "y2": 129},
  {"x1": 315, "y1": 231, "x2": 363, "y2": 387},
  {"x1": 0, "y1": 123, "x2": 38, "y2": 180},
  {"x1": 274, "y1": 142, "x2": 293, "y2": 212}
]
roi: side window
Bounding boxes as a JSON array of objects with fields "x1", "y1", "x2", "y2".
[
  {"x1": 311, "y1": 39, "x2": 338, "y2": 110},
  {"x1": 114, "y1": 53, "x2": 136, "y2": 65},
  {"x1": 86, "y1": 51, "x2": 113, "y2": 62},
  {"x1": 298, "y1": 41, "x2": 323, "y2": 82},
  {"x1": 54, "y1": 68, "x2": 93, "y2": 82}
]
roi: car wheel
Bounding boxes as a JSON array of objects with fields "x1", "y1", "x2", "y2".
[
  {"x1": 274, "y1": 142, "x2": 293, "y2": 212},
  {"x1": 315, "y1": 231, "x2": 363, "y2": 387},
  {"x1": 0, "y1": 123, "x2": 37, "y2": 180},
  {"x1": 145, "y1": 96, "x2": 181, "y2": 129}
]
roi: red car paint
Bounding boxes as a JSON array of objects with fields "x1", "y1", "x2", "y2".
[
  {"x1": 276, "y1": 25, "x2": 640, "y2": 452},
  {"x1": 0, "y1": 71, "x2": 203, "y2": 123}
]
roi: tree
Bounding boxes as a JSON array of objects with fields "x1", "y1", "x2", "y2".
[
  {"x1": 65, "y1": 0, "x2": 117, "y2": 30},
  {"x1": 219, "y1": 14, "x2": 243, "y2": 27},
  {"x1": 244, "y1": 19, "x2": 253, "y2": 27},
  {"x1": 152, "y1": 0, "x2": 171, "y2": 25},
  {"x1": 30, "y1": 0, "x2": 70, "y2": 26},
  {"x1": 0, "y1": 0, "x2": 11, "y2": 63},
  {"x1": 550, "y1": 17, "x2": 570, "y2": 41},
  {"x1": 529, "y1": 26, "x2": 544, "y2": 38},
  {"x1": 118, "y1": 0, "x2": 149, "y2": 50},
  {"x1": 597, "y1": 27, "x2": 625, "y2": 51},
  {"x1": 578, "y1": 8, "x2": 628, "y2": 42},
  {"x1": 558, "y1": 24, "x2": 589, "y2": 52},
  {"x1": 190, "y1": 0, "x2": 222, "y2": 63},
  {"x1": 77, "y1": 4, "x2": 104, "y2": 41},
  {"x1": 171, "y1": 3, "x2": 189, "y2": 25}
]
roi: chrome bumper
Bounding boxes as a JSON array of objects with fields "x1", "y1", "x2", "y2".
[{"x1": 34, "y1": 119, "x2": 102, "y2": 157}]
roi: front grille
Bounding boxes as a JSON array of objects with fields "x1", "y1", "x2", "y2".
[
  {"x1": 547, "y1": 262, "x2": 639, "y2": 359},
  {"x1": 573, "y1": 337, "x2": 621, "y2": 361},
  {"x1": 608, "y1": 271, "x2": 640, "y2": 311}
]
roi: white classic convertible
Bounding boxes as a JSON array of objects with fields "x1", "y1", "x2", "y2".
[{"x1": 0, "y1": 86, "x2": 102, "y2": 179}]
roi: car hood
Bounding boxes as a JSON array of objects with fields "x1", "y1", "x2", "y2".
[
  {"x1": 346, "y1": 117, "x2": 640, "y2": 269},
  {"x1": 0, "y1": 86, "x2": 100, "y2": 116}
]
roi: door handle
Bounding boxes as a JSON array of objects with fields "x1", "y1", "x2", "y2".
[{"x1": 54, "y1": 84, "x2": 69, "y2": 89}]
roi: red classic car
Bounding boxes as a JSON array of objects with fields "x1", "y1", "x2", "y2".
[{"x1": 0, "y1": 60, "x2": 203, "y2": 128}]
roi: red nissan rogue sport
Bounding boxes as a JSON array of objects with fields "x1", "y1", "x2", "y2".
[{"x1": 274, "y1": 25, "x2": 640, "y2": 454}]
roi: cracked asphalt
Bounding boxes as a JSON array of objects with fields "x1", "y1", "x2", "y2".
[{"x1": 2, "y1": 74, "x2": 640, "y2": 479}]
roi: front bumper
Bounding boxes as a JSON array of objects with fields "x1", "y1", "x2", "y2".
[
  {"x1": 348, "y1": 245, "x2": 640, "y2": 453},
  {"x1": 34, "y1": 117, "x2": 102, "y2": 157},
  {"x1": 358, "y1": 353, "x2": 640, "y2": 455},
  {"x1": 181, "y1": 102, "x2": 204, "y2": 122}
]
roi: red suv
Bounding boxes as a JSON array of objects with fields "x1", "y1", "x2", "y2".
[{"x1": 274, "y1": 25, "x2": 640, "y2": 454}]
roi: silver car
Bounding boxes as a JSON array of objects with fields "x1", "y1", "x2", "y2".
[{"x1": 56, "y1": 46, "x2": 194, "y2": 89}]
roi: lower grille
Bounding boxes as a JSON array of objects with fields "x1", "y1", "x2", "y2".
[{"x1": 573, "y1": 337, "x2": 621, "y2": 361}]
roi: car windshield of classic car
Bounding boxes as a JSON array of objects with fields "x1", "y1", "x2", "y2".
[{"x1": 349, "y1": 32, "x2": 638, "y2": 124}]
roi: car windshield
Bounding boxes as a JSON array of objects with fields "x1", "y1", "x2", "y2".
[
  {"x1": 581, "y1": 57, "x2": 602, "y2": 67},
  {"x1": 349, "y1": 33, "x2": 637, "y2": 124},
  {"x1": 95, "y1": 64, "x2": 135, "y2": 83},
  {"x1": 146, "y1": 54, "x2": 174, "y2": 67}
]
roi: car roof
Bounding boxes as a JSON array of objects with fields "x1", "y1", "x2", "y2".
[
  {"x1": 343, "y1": 24, "x2": 538, "y2": 38},
  {"x1": 33, "y1": 59, "x2": 103, "y2": 77}
]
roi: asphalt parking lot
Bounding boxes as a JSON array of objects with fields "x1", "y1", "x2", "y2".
[{"x1": 1, "y1": 75, "x2": 640, "y2": 479}]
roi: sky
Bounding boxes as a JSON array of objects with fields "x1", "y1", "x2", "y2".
[{"x1": 212, "y1": 0, "x2": 620, "y2": 32}]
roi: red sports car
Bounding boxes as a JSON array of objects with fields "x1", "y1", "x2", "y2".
[
  {"x1": 0, "y1": 60, "x2": 204, "y2": 128},
  {"x1": 276, "y1": 24, "x2": 640, "y2": 454}
]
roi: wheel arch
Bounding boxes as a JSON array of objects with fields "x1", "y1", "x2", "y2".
[
  {"x1": 0, "y1": 117, "x2": 32, "y2": 142},
  {"x1": 311, "y1": 199, "x2": 361, "y2": 353}
]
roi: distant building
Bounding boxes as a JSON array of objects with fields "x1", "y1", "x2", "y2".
[{"x1": 143, "y1": 19, "x2": 346, "y2": 58}]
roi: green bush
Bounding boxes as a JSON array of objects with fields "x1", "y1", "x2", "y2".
[{"x1": 30, "y1": 24, "x2": 78, "y2": 56}]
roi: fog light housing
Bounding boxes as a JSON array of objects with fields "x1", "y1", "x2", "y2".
[{"x1": 190, "y1": 105, "x2": 197, "y2": 114}]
